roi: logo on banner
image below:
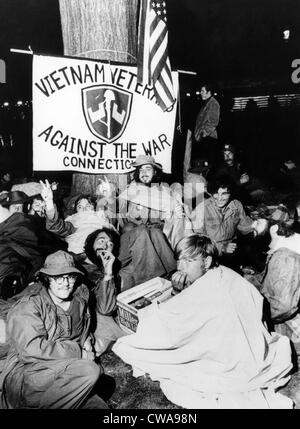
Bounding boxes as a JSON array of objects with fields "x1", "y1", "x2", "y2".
[{"x1": 82, "y1": 85, "x2": 133, "y2": 144}]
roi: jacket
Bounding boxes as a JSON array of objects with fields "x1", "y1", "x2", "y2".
[
  {"x1": 0, "y1": 282, "x2": 90, "y2": 408},
  {"x1": 0, "y1": 213, "x2": 44, "y2": 295},
  {"x1": 194, "y1": 96, "x2": 220, "y2": 141},
  {"x1": 261, "y1": 247, "x2": 300, "y2": 342},
  {"x1": 83, "y1": 263, "x2": 118, "y2": 316},
  {"x1": 200, "y1": 198, "x2": 253, "y2": 253}
]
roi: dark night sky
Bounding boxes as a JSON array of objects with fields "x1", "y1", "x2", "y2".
[{"x1": 0, "y1": 0, "x2": 300, "y2": 99}]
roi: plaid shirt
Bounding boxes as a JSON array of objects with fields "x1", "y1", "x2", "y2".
[{"x1": 200, "y1": 197, "x2": 253, "y2": 253}]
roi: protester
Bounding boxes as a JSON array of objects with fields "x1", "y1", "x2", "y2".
[
  {"x1": 273, "y1": 159, "x2": 300, "y2": 206},
  {"x1": 0, "y1": 202, "x2": 43, "y2": 299},
  {"x1": 0, "y1": 250, "x2": 108, "y2": 409},
  {"x1": 251, "y1": 214, "x2": 300, "y2": 344},
  {"x1": 40, "y1": 180, "x2": 112, "y2": 258},
  {"x1": 216, "y1": 144, "x2": 271, "y2": 204},
  {"x1": 201, "y1": 174, "x2": 267, "y2": 269},
  {"x1": 113, "y1": 234, "x2": 292, "y2": 409},
  {"x1": 117, "y1": 193, "x2": 177, "y2": 290},
  {"x1": 1, "y1": 190, "x2": 29, "y2": 214},
  {"x1": 193, "y1": 83, "x2": 220, "y2": 164},
  {"x1": 121, "y1": 154, "x2": 191, "y2": 249},
  {"x1": 0, "y1": 171, "x2": 12, "y2": 193},
  {"x1": 84, "y1": 228, "x2": 126, "y2": 354},
  {"x1": 114, "y1": 154, "x2": 194, "y2": 290},
  {"x1": 131, "y1": 154, "x2": 163, "y2": 186},
  {"x1": 27, "y1": 194, "x2": 68, "y2": 258},
  {"x1": 28, "y1": 193, "x2": 46, "y2": 217}
]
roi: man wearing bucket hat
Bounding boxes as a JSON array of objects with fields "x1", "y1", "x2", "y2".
[
  {"x1": 120, "y1": 153, "x2": 190, "y2": 244},
  {"x1": 1, "y1": 190, "x2": 29, "y2": 214},
  {"x1": 131, "y1": 155, "x2": 163, "y2": 186},
  {"x1": 0, "y1": 250, "x2": 108, "y2": 409},
  {"x1": 117, "y1": 154, "x2": 193, "y2": 290}
]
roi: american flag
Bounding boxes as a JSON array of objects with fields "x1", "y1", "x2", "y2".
[{"x1": 137, "y1": 0, "x2": 176, "y2": 111}]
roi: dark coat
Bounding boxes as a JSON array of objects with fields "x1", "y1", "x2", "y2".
[{"x1": 0, "y1": 213, "x2": 44, "y2": 298}]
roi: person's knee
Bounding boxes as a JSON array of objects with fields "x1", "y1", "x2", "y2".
[
  {"x1": 86, "y1": 360, "x2": 101, "y2": 385},
  {"x1": 73, "y1": 360, "x2": 101, "y2": 386}
]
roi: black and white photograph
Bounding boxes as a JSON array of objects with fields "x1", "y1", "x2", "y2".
[{"x1": 0, "y1": 0, "x2": 300, "y2": 414}]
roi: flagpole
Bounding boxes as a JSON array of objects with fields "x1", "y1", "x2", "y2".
[
  {"x1": 176, "y1": 69, "x2": 197, "y2": 75},
  {"x1": 177, "y1": 85, "x2": 182, "y2": 133},
  {"x1": 10, "y1": 47, "x2": 33, "y2": 55}
]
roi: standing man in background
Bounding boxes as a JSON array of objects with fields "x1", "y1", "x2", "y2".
[{"x1": 193, "y1": 84, "x2": 220, "y2": 165}]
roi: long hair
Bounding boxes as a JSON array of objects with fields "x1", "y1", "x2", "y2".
[
  {"x1": 84, "y1": 227, "x2": 120, "y2": 269},
  {"x1": 133, "y1": 165, "x2": 162, "y2": 185},
  {"x1": 74, "y1": 195, "x2": 96, "y2": 213},
  {"x1": 269, "y1": 220, "x2": 295, "y2": 238}
]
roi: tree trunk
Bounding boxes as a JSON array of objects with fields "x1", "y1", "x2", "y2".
[{"x1": 58, "y1": 0, "x2": 138, "y2": 195}]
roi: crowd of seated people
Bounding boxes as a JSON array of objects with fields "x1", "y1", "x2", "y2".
[{"x1": 0, "y1": 142, "x2": 300, "y2": 409}]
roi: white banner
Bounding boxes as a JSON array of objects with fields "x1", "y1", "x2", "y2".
[{"x1": 32, "y1": 55, "x2": 178, "y2": 174}]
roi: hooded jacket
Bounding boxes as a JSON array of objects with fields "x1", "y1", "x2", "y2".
[{"x1": 0, "y1": 282, "x2": 90, "y2": 408}]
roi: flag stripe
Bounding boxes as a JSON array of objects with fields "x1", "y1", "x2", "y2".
[
  {"x1": 152, "y1": 47, "x2": 168, "y2": 83},
  {"x1": 150, "y1": 25, "x2": 167, "y2": 66},
  {"x1": 155, "y1": 77, "x2": 173, "y2": 111},
  {"x1": 161, "y1": 67, "x2": 174, "y2": 96},
  {"x1": 159, "y1": 69, "x2": 174, "y2": 101}
]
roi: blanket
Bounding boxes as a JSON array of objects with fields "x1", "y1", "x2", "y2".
[{"x1": 113, "y1": 266, "x2": 293, "y2": 409}]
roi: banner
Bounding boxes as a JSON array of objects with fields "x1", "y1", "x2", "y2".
[{"x1": 32, "y1": 55, "x2": 178, "y2": 174}]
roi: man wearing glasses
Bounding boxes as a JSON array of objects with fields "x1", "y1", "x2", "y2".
[{"x1": 0, "y1": 251, "x2": 107, "y2": 409}]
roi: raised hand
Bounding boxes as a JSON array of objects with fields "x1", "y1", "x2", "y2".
[
  {"x1": 96, "y1": 176, "x2": 115, "y2": 199},
  {"x1": 39, "y1": 179, "x2": 54, "y2": 206}
]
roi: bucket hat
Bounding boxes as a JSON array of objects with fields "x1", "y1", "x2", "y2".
[
  {"x1": 38, "y1": 251, "x2": 84, "y2": 276},
  {"x1": 1, "y1": 190, "x2": 29, "y2": 207},
  {"x1": 131, "y1": 155, "x2": 163, "y2": 170},
  {"x1": 11, "y1": 182, "x2": 43, "y2": 198}
]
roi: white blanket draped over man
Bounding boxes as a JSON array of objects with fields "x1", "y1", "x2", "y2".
[{"x1": 113, "y1": 234, "x2": 293, "y2": 409}]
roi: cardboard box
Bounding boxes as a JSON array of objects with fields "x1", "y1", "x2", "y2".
[{"x1": 117, "y1": 277, "x2": 173, "y2": 334}]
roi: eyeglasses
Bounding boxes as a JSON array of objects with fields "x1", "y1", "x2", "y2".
[{"x1": 49, "y1": 274, "x2": 77, "y2": 285}]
